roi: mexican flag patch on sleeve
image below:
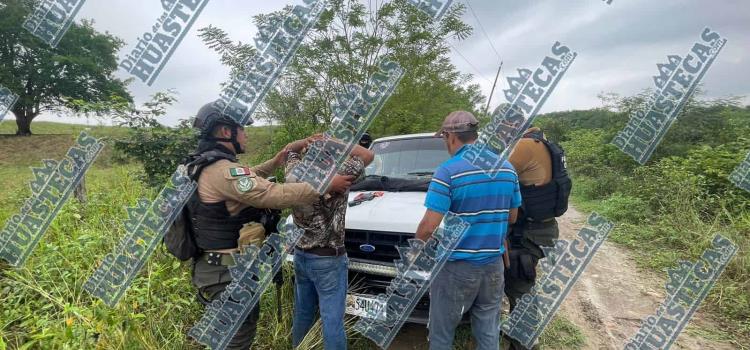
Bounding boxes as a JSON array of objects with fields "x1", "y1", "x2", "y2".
[{"x1": 229, "y1": 167, "x2": 252, "y2": 177}]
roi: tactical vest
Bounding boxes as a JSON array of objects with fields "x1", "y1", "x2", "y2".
[
  {"x1": 186, "y1": 147, "x2": 264, "y2": 251},
  {"x1": 191, "y1": 202, "x2": 264, "y2": 250},
  {"x1": 509, "y1": 131, "x2": 571, "y2": 249},
  {"x1": 518, "y1": 131, "x2": 571, "y2": 221},
  {"x1": 520, "y1": 183, "x2": 558, "y2": 220}
]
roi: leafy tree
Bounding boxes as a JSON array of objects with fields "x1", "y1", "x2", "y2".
[
  {"x1": 0, "y1": 0, "x2": 131, "y2": 135},
  {"x1": 199, "y1": 0, "x2": 485, "y2": 142},
  {"x1": 107, "y1": 91, "x2": 198, "y2": 188}
]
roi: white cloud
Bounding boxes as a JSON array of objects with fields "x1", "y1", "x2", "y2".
[{"x1": 15, "y1": 0, "x2": 750, "y2": 127}]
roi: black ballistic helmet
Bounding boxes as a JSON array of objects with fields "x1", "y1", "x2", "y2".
[{"x1": 193, "y1": 101, "x2": 250, "y2": 154}]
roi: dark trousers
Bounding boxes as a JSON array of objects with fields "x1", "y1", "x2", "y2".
[
  {"x1": 503, "y1": 221, "x2": 558, "y2": 350},
  {"x1": 503, "y1": 246, "x2": 541, "y2": 350},
  {"x1": 193, "y1": 258, "x2": 260, "y2": 350}
]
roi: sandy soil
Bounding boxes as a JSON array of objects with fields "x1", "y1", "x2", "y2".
[
  {"x1": 555, "y1": 207, "x2": 736, "y2": 350},
  {"x1": 386, "y1": 207, "x2": 738, "y2": 349}
]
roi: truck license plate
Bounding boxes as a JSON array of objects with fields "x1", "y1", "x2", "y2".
[{"x1": 346, "y1": 294, "x2": 386, "y2": 321}]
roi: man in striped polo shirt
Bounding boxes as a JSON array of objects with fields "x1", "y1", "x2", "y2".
[{"x1": 416, "y1": 111, "x2": 521, "y2": 350}]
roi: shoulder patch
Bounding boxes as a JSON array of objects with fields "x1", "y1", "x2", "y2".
[
  {"x1": 229, "y1": 167, "x2": 253, "y2": 177},
  {"x1": 224, "y1": 166, "x2": 257, "y2": 180},
  {"x1": 236, "y1": 176, "x2": 255, "y2": 193}
]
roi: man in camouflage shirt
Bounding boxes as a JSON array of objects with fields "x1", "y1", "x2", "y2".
[{"x1": 285, "y1": 135, "x2": 374, "y2": 349}]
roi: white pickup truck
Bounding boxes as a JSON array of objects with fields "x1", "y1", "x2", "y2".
[{"x1": 342, "y1": 133, "x2": 450, "y2": 324}]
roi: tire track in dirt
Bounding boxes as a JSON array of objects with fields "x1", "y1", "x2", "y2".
[
  {"x1": 557, "y1": 207, "x2": 737, "y2": 349},
  {"x1": 384, "y1": 206, "x2": 738, "y2": 349}
]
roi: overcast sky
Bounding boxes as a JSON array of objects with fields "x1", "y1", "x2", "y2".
[{"x1": 19, "y1": 0, "x2": 750, "y2": 127}]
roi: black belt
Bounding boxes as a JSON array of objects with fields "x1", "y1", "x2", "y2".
[
  {"x1": 525, "y1": 218, "x2": 556, "y2": 230},
  {"x1": 526, "y1": 217, "x2": 555, "y2": 223},
  {"x1": 297, "y1": 246, "x2": 346, "y2": 257}
]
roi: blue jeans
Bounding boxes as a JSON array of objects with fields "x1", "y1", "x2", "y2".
[
  {"x1": 292, "y1": 250, "x2": 348, "y2": 350},
  {"x1": 428, "y1": 258, "x2": 504, "y2": 350}
]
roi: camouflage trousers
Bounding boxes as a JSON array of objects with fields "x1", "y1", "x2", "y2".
[{"x1": 192, "y1": 257, "x2": 260, "y2": 350}]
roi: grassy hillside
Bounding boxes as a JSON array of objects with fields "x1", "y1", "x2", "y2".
[
  {"x1": 0, "y1": 121, "x2": 587, "y2": 349},
  {"x1": 2, "y1": 104, "x2": 748, "y2": 348},
  {"x1": 0, "y1": 122, "x2": 292, "y2": 349}
]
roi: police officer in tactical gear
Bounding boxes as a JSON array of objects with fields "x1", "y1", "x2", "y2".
[
  {"x1": 503, "y1": 127, "x2": 562, "y2": 350},
  {"x1": 186, "y1": 101, "x2": 355, "y2": 349}
]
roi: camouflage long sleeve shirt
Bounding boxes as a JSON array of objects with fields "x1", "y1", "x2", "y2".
[{"x1": 284, "y1": 151, "x2": 365, "y2": 249}]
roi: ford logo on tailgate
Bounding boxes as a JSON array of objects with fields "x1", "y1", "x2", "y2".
[{"x1": 359, "y1": 244, "x2": 376, "y2": 253}]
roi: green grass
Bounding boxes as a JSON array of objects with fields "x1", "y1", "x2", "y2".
[
  {"x1": 571, "y1": 178, "x2": 750, "y2": 345},
  {"x1": 0, "y1": 120, "x2": 129, "y2": 137},
  {"x1": 537, "y1": 316, "x2": 587, "y2": 349},
  {"x1": 3, "y1": 120, "x2": 743, "y2": 348},
  {"x1": 0, "y1": 124, "x2": 590, "y2": 349},
  {"x1": 0, "y1": 123, "x2": 292, "y2": 347}
]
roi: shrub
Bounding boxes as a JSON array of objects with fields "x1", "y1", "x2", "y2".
[
  {"x1": 598, "y1": 193, "x2": 648, "y2": 223},
  {"x1": 114, "y1": 120, "x2": 197, "y2": 188},
  {"x1": 560, "y1": 129, "x2": 638, "y2": 179}
]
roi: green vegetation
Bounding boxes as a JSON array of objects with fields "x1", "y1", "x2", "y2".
[
  {"x1": 109, "y1": 0, "x2": 490, "y2": 188},
  {"x1": 1, "y1": 0, "x2": 746, "y2": 347},
  {"x1": 0, "y1": 0, "x2": 132, "y2": 135},
  {"x1": 0, "y1": 119, "x2": 591, "y2": 349},
  {"x1": 0, "y1": 125, "x2": 300, "y2": 349},
  {"x1": 537, "y1": 316, "x2": 587, "y2": 349},
  {"x1": 200, "y1": 0, "x2": 484, "y2": 149},
  {"x1": 537, "y1": 96, "x2": 750, "y2": 343}
]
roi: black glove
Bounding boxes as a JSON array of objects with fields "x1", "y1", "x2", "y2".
[{"x1": 260, "y1": 209, "x2": 282, "y2": 235}]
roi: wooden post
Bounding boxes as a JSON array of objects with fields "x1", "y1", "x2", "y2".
[
  {"x1": 484, "y1": 62, "x2": 503, "y2": 117},
  {"x1": 74, "y1": 177, "x2": 87, "y2": 204}
]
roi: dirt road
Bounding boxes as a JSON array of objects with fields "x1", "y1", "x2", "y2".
[
  {"x1": 387, "y1": 207, "x2": 737, "y2": 349},
  {"x1": 556, "y1": 207, "x2": 736, "y2": 350}
]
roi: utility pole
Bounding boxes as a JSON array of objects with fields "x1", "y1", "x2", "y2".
[{"x1": 483, "y1": 61, "x2": 503, "y2": 117}]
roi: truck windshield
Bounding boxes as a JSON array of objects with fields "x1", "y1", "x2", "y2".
[{"x1": 365, "y1": 137, "x2": 449, "y2": 179}]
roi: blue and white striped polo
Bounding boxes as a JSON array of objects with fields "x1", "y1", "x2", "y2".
[{"x1": 424, "y1": 144, "x2": 522, "y2": 265}]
